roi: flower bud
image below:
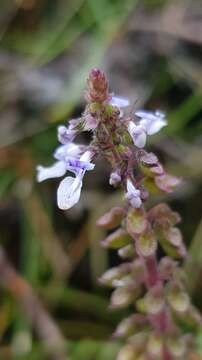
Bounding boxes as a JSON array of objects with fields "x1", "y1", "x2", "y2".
[
  {"x1": 125, "y1": 179, "x2": 142, "y2": 208},
  {"x1": 137, "y1": 286, "x2": 165, "y2": 315},
  {"x1": 148, "y1": 203, "x2": 181, "y2": 226},
  {"x1": 138, "y1": 151, "x2": 159, "y2": 166},
  {"x1": 96, "y1": 207, "x2": 125, "y2": 229},
  {"x1": 166, "y1": 282, "x2": 190, "y2": 313},
  {"x1": 147, "y1": 332, "x2": 163, "y2": 358},
  {"x1": 113, "y1": 314, "x2": 147, "y2": 339},
  {"x1": 117, "y1": 345, "x2": 140, "y2": 360},
  {"x1": 128, "y1": 332, "x2": 148, "y2": 351},
  {"x1": 109, "y1": 170, "x2": 122, "y2": 186},
  {"x1": 110, "y1": 286, "x2": 140, "y2": 309},
  {"x1": 139, "y1": 151, "x2": 164, "y2": 177},
  {"x1": 101, "y1": 228, "x2": 132, "y2": 249},
  {"x1": 141, "y1": 163, "x2": 164, "y2": 177},
  {"x1": 126, "y1": 208, "x2": 148, "y2": 238},
  {"x1": 155, "y1": 173, "x2": 181, "y2": 193},
  {"x1": 155, "y1": 224, "x2": 186, "y2": 259},
  {"x1": 99, "y1": 263, "x2": 131, "y2": 287},
  {"x1": 86, "y1": 68, "x2": 109, "y2": 103},
  {"x1": 118, "y1": 244, "x2": 136, "y2": 259},
  {"x1": 136, "y1": 229, "x2": 157, "y2": 257},
  {"x1": 158, "y1": 257, "x2": 177, "y2": 280},
  {"x1": 166, "y1": 336, "x2": 186, "y2": 358}
]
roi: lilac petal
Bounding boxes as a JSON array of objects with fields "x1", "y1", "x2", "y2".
[
  {"x1": 141, "y1": 118, "x2": 167, "y2": 135},
  {"x1": 130, "y1": 196, "x2": 142, "y2": 208},
  {"x1": 135, "y1": 110, "x2": 167, "y2": 136},
  {"x1": 110, "y1": 96, "x2": 130, "y2": 108},
  {"x1": 109, "y1": 171, "x2": 121, "y2": 186},
  {"x1": 155, "y1": 110, "x2": 166, "y2": 118},
  {"x1": 66, "y1": 157, "x2": 95, "y2": 174},
  {"x1": 54, "y1": 143, "x2": 81, "y2": 161},
  {"x1": 135, "y1": 110, "x2": 158, "y2": 121},
  {"x1": 57, "y1": 175, "x2": 83, "y2": 210},
  {"x1": 57, "y1": 126, "x2": 77, "y2": 144},
  {"x1": 126, "y1": 179, "x2": 142, "y2": 208},
  {"x1": 134, "y1": 130, "x2": 147, "y2": 148},
  {"x1": 128, "y1": 122, "x2": 147, "y2": 148},
  {"x1": 140, "y1": 152, "x2": 158, "y2": 165},
  {"x1": 83, "y1": 114, "x2": 99, "y2": 130},
  {"x1": 80, "y1": 150, "x2": 93, "y2": 163},
  {"x1": 135, "y1": 110, "x2": 165, "y2": 121},
  {"x1": 126, "y1": 179, "x2": 140, "y2": 196},
  {"x1": 36, "y1": 161, "x2": 66, "y2": 182}
]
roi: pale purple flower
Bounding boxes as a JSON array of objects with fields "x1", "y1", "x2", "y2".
[
  {"x1": 36, "y1": 142, "x2": 81, "y2": 184},
  {"x1": 57, "y1": 151, "x2": 94, "y2": 210},
  {"x1": 125, "y1": 179, "x2": 142, "y2": 208},
  {"x1": 109, "y1": 170, "x2": 121, "y2": 186},
  {"x1": 128, "y1": 122, "x2": 147, "y2": 148},
  {"x1": 128, "y1": 110, "x2": 167, "y2": 148},
  {"x1": 83, "y1": 114, "x2": 99, "y2": 131},
  {"x1": 135, "y1": 110, "x2": 167, "y2": 135},
  {"x1": 54, "y1": 142, "x2": 82, "y2": 163},
  {"x1": 57, "y1": 125, "x2": 77, "y2": 144},
  {"x1": 37, "y1": 161, "x2": 67, "y2": 183},
  {"x1": 109, "y1": 96, "x2": 130, "y2": 108},
  {"x1": 37, "y1": 146, "x2": 95, "y2": 210}
]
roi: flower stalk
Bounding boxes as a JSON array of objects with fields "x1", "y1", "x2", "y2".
[{"x1": 37, "y1": 69, "x2": 201, "y2": 359}]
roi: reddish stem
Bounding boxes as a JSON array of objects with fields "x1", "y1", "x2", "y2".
[
  {"x1": 144, "y1": 255, "x2": 159, "y2": 287},
  {"x1": 144, "y1": 255, "x2": 174, "y2": 360}
]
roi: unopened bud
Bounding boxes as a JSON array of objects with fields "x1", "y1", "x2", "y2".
[
  {"x1": 99, "y1": 263, "x2": 131, "y2": 287},
  {"x1": 109, "y1": 170, "x2": 121, "y2": 186},
  {"x1": 166, "y1": 336, "x2": 186, "y2": 358},
  {"x1": 147, "y1": 332, "x2": 163, "y2": 358},
  {"x1": 159, "y1": 257, "x2": 177, "y2": 280},
  {"x1": 96, "y1": 207, "x2": 125, "y2": 229},
  {"x1": 148, "y1": 203, "x2": 181, "y2": 226},
  {"x1": 117, "y1": 345, "x2": 140, "y2": 360},
  {"x1": 136, "y1": 229, "x2": 157, "y2": 257},
  {"x1": 126, "y1": 208, "x2": 148, "y2": 237},
  {"x1": 110, "y1": 286, "x2": 139, "y2": 309},
  {"x1": 101, "y1": 228, "x2": 132, "y2": 249},
  {"x1": 137, "y1": 285, "x2": 165, "y2": 315},
  {"x1": 114, "y1": 314, "x2": 147, "y2": 339},
  {"x1": 167, "y1": 282, "x2": 190, "y2": 313},
  {"x1": 86, "y1": 68, "x2": 109, "y2": 103},
  {"x1": 155, "y1": 224, "x2": 186, "y2": 259},
  {"x1": 155, "y1": 173, "x2": 181, "y2": 193},
  {"x1": 118, "y1": 244, "x2": 136, "y2": 259}
]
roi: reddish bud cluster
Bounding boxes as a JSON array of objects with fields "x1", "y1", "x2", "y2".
[
  {"x1": 86, "y1": 68, "x2": 110, "y2": 103},
  {"x1": 89, "y1": 70, "x2": 201, "y2": 359},
  {"x1": 37, "y1": 66, "x2": 201, "y2": 360}
]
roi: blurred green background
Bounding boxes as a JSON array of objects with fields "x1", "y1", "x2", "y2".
[{"x1": 0, "y1": 0, "x2": 202, "y2": 359}]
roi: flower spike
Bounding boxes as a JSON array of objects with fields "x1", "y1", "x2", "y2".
[{"x1": 36, "y1": 69, "x2": 199, "y2": 359}]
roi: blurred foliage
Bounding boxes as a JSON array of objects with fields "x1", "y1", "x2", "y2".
[{"x1": 0, "y1": 0, "x2": 202, "y2": 358}]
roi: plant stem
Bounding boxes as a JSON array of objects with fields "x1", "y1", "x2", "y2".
[{"x1": 144, "y1": 254, "x2": 174, "y2": 359}]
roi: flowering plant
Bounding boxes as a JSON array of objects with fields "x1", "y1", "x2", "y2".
[{"x1": 37, "y1": 69, "x2": 201, "y2": 359}]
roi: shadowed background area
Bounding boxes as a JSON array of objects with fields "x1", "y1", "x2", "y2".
[{"x1": 0, "y1": 0, "x2": 202, "y2": 359}]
